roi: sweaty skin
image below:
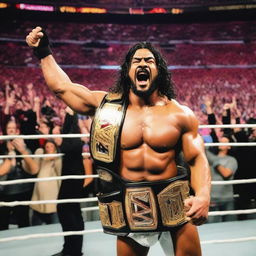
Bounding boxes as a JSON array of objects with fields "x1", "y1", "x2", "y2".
[{"x1": 26, "y1": 27, "x2": 211, "y2": 256}]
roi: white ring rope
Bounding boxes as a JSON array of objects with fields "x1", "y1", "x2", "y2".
[
  {"x1": 200, "y1": 236, "x2": 256, "y2": 245},
  {"x1": 208, "y1": 209, "x2": 256, "y2": 216},
  {"x1": 0, "y1": 152, "x2": 90, "y2": 159},
  {"x1": 0, "y1": 153, "x2": 64, "y2": 159},
  {"x1": 0, "y1": 175, "x2": 255, "y2": 186},
  {"x1": 205, "y1": 142, "x2": 256, "y2": 147},
  {"x1": 0, "y1": 175, "x2": 99, "y2": 186},
  {"x1": 0, "y1": 227, "x2": 255, "y2": 245},
  {"x1": 199, "y1": 124, "x2": 256, "y2": 129},
  {"x1": 211, "y1": 178, "x2": 256, "y2": 185},
  {"x1": 81, "y1": 206, "x2": 99, "y2": 212},
  {"x1": 0, "y1": 197, "x2": 98, "y2": 207},
  {"x1": 0, "y1": 124, "x2": 255, "y2": 141},
  {"x1": 0, "y1": 134, "x2": 89, "y2": 140},
  {"x1": 0, "y1": 229, "x2": 103, "y2": 243}
]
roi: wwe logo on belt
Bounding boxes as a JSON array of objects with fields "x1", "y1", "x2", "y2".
[{"x1": 125, "y1": 187, "x2": 158, "y2": 231}]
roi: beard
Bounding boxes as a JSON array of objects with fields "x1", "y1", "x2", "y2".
[{"x1": 130, "y1": 78, "x2": 158, "y2": 99}]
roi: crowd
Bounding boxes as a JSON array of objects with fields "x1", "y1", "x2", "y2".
[
  {"x1": 1, "y1": 67, "x2": 255, "y2": 127},
  {"x1": 1, "y1": 20, "x2": 256, "y2": 42},
  {"x1": 2, "y1": 42, "x2": 256, "y2": 67}
]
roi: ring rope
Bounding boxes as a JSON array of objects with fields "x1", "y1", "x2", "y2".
[
  {"x1": 0, "y1": 122, "x2": 255, "y2": 141},
  {"x1": 1, "y1": 196, "x2": 256, "y2": 218},
  {"x1": 0, "y1": 227, "x2": 255, "y2": 245},
  {"x1": 200, "y1": 236, "x2": 256, "y2": 245},
  {"x1": 211, "y1": 178, "x2": 256, "y2": 185},
  {"x1": 0, "y1": 153, "x2": 63, "y2": 159},
  {"x1": 199, "y1": 124, "x2": 256, "y2": 129},
  {"x1": 0, "y1": 152, "x2": 90, "y2": 159},
  {"x1": 0, "y1": 175, "x2": 99, "y2": 186},
  {"x1": 205, "y1": 142, "x2": 256, "y2": 147},
  {"x1": 1, "y1": 176, "x2": 255, "y2": 186},
  {"x1": 0, "y1": 140, "x2": 255, "y2": 160},
  {"x1": 81, "y1": 206, "x2": 99, "y2": 212},
  {"x1": 0, "y1": 134, "x2": 89, "y2": 140},
  {"x1": 0, "y1": 197, "x2": 98, "y2": 207},
  {"x1": 0, "y1": 229, "x2": 103, "y2": 243},
  {"x1": 208, "y1": 209, "x2": 256, "y2": 216}
]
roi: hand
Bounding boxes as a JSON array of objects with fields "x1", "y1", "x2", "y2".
[
  {"x1": 223, "y1": 103, "x2": 230, "y2": 110},
  {"x1": 11, "y1": 138, "x2": 27, "y2": 154},
  {"x1": 184, "y1": 195, "x2": 209, "y2": 226},
  {"x1": 26, "y1": 27, "x2": 44, "y2": 48},
  {"x1": 204, "y1": 97, "x2": 212, "y2": 107},
  {"x1": 65, "y1": 106, "x2": 74, "y2": 115}
]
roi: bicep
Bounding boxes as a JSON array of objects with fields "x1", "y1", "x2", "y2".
[
  {"x1": 182, "y1": 131, "x2": 205, "y2": 165},
  {"x1": 56, "y1": 82, "x2": 106, "y2": 115},
  {"x1": 181, "y1": 111, "x2": 205, "y2": 164}
]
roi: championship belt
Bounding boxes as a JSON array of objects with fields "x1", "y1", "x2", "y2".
[
  {"x1": 90, "y1": 93, "x2": 127, "y2": 167},
  {"x1": 97, "y1": 168, "x2": 190, "y2": 236}
]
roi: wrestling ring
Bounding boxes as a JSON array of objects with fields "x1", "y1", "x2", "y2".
[{"x1": 0, "y1": 123, "x2": 255, "y2": 256}]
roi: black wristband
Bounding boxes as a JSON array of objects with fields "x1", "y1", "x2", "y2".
[
  {"x1": 33, "y1": 29, "x2": 52, "y2": 60},
  {"x1": 33, "y1": 46, "x2": 52, "y2": 60}
]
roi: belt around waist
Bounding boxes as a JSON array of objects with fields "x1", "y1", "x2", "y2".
[{"x1": 96, "y1": 170, "x2": 190, "y2": 236}]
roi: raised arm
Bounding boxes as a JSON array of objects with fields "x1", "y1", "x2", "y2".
[
  {"x1": 26, "y1": 26, "x2": 106, "y2": 115},
  {"x1": 181, "y1": 108, "x2": 211, "y2": 225}
]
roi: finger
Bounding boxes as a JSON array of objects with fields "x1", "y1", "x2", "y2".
[
  {"x1": 184, "y1": 197, "x2": 193, "y2": 210},
  {"x1": 185, "y1": 203, "x2": 197, "y2": 217}
]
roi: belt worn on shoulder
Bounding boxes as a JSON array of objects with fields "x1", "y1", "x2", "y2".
[{"x1": 97, "y1": 167, "x2": 190, "y2": 236}]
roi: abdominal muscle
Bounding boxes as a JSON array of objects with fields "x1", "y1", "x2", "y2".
[{"x1": 120, "y1": 143, "x2": 178, "y2": 182}]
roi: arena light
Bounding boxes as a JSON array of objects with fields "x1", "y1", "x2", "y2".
[
  {"x1": 148, "y1": 8, "x2": 167, "y2": 14},
  {"x1": 0, "y1": 2, "x2": 8, "y2": 8},
  {"x1": 171, "y1": 8, "x2": 184, "y2": 14},
  {"x1": 129, "y1": 8, "x2": 144, "y2": 15},
  {"x1": 16, "y1": 3, "x2": 54, "y2": 12},
  {"x1": 59, "y1": 6, "x2": 77, "y2": 13},
  {"x1": 77, "y1": 7, "x2": 107, "y2": 13},
  {"x1": 209, "y1": 4, "x2": 256, "y2": 11},
  {"x1": 59, "y1": 6, "x2": 106, "y2": 13}
]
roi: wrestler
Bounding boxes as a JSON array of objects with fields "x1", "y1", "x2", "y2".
[{"x1": 26, "y1": 27, "x2": 211, "y2": 256}]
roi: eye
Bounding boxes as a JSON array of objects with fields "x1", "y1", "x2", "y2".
[{"x1": 147, "y1": 59, "x2": 155, "y2": 64}]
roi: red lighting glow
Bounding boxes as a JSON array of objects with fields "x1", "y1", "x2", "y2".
[{"x1": 16, "y1": 3, "x2": 54, "y2": 12}]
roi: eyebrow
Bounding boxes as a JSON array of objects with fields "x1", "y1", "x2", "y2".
[{"x1": 132, "y1": 57, "x2": 155, "y2": 61}]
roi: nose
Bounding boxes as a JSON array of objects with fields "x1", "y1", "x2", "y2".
[{"x1": 138, "y1": 60, "x2": 148, "y2": 70}]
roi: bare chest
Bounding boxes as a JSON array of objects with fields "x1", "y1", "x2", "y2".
[{"x1": 121, "y1": 106, "x2": 182, "y2": 150}]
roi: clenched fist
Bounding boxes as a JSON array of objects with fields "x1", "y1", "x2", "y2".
[
  {"x1": 26, "y1": 26, "x2": 44, "y2": 47},
  {"x1": 26, "y1": 26, "x2": 52, "y2": 59}
]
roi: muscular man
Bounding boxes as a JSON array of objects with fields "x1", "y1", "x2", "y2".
[{"x1": 26, "y1": 27, "x2": 211, "y2": 256}]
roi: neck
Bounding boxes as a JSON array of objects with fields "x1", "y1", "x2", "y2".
[
  {"x1": 128, "y1": 89, "x2": 162, "y2": 107},
  {"x1": 218, "y1": 150, "x2": 227, "y2": 156}
]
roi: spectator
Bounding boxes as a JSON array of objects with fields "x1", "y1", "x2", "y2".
[
  {"x1": 52, "y1": 107, "x2": 94, "y2": 256},
  {"x1": 206, "y1": 135, "x2": 238, "y2": 223},
  {"x1": 0, "y1": 119, "x2": 38, "y2": 230},
  {"x1": 30, "y1": 140, "x2": 62, "y2": 225}
]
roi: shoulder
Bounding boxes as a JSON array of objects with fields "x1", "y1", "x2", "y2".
[
  {"x1": 167, "y1": 100, "x2": 199, "y2": 130},
  {"x1": 226, "y1": 155, "x2": 238, "y2": 164}
]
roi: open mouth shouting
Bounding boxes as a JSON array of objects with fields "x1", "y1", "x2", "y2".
[{"x1": 136, "y1": 68, "x2": 150, "y2": 88}]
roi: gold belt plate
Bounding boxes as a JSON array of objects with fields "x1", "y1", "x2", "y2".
[
  {"x1": 125, "y1": 187, "x2": 158, "y2": 231},
  {"x1": 157, "y1": 180, "x2": 189, "y2": 226}
]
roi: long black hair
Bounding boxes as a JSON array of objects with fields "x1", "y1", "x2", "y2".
[{"x1": 109, "y1": 42, "x2": 176, "y2": 100}]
